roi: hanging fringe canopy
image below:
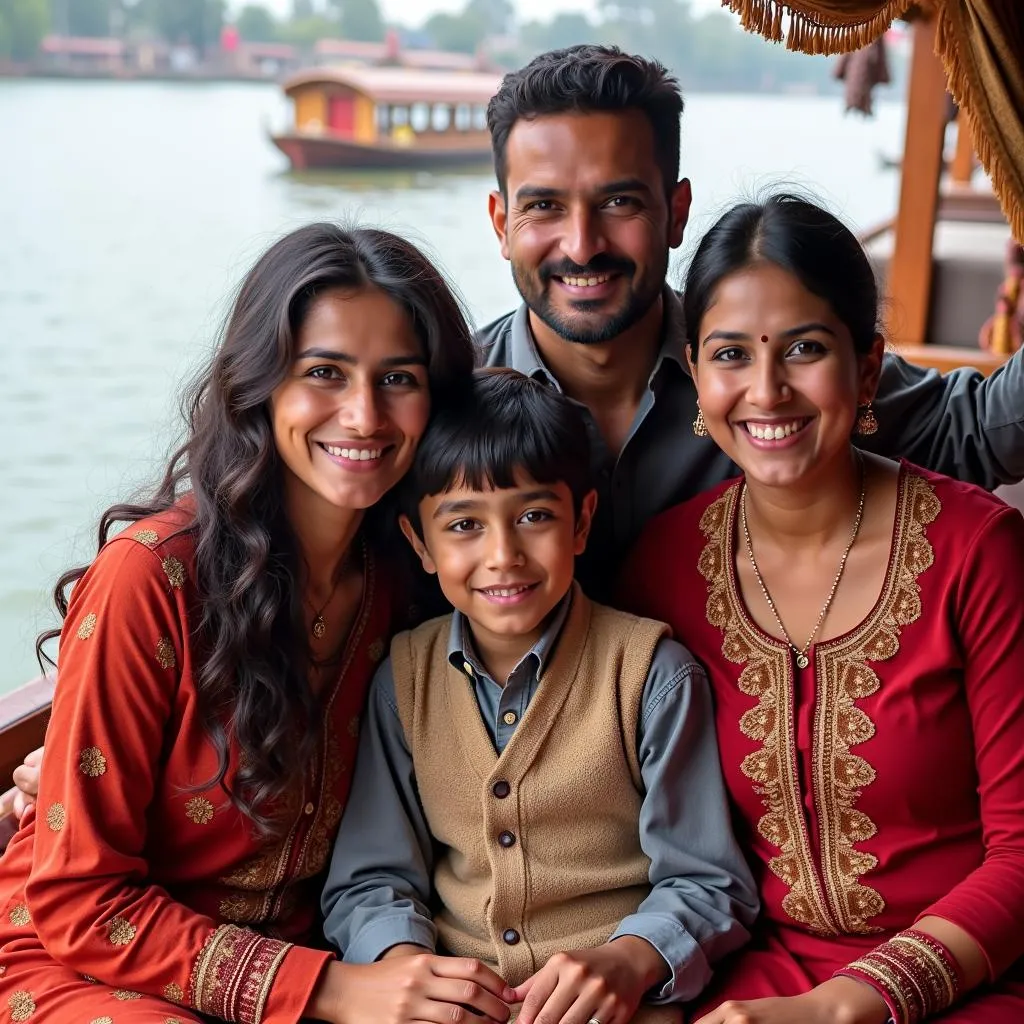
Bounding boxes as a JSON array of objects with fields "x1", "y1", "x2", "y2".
[{"x1": 721, "y1": 1, "x2": 1024, "y2": 243}]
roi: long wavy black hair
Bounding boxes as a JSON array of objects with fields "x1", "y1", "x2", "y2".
[{"x1": 37, "y1": 223, "x2": 476, "y2": 831}]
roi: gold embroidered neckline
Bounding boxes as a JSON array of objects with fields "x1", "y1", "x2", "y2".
[{"x1": 698, "y1": 468, "x2": 941, "y2": 936}]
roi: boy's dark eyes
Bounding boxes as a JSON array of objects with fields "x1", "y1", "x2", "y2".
[
  {"x1": 520, "y1": 509, "x2": 553, "y2": 524},
  {"x1": 448, "y1": 519, "x2": 480, "y2": 533}
]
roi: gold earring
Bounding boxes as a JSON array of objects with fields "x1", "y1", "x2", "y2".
[
  {"x1": 693, "y1": 405, "x2": 708, "y2": 437},
  {"x1": 856, "y1": 402, "x2": 878, "y2": 436}
]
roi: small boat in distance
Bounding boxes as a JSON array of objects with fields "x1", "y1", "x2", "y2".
[{"x1": 269, "y1": 66, "x2": 501, "y2": 171}]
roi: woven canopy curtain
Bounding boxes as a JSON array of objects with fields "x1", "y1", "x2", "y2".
[{"x1": 722, "y1": 1, "x2": 1024, "y2": 242}]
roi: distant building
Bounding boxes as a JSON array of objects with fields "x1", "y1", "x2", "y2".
[{"x1": 38, "y1": 36, "x2": 125, "y2": 74}]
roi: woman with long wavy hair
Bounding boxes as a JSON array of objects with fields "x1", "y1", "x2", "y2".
[{"x1": 0, "y1": 223, "x2": 475, "y2": 1024}]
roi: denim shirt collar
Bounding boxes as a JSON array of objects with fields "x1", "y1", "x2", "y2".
[{"x1": 446, "y1": 587, "x2": 574, "y2": 683}]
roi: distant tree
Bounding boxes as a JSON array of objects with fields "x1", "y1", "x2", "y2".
[
  {"x1": 151, "y1": 0, "x2": 224, "y2": 51},
  {"x1": 519, "y1": 12, "x2": 601, "y2": 53},
  {"x1": 291, "y1": 0, "x2": 315, "y2": 17},
  {"x1": 277, "y1": 13, "x2": 334, "y2": 46},
  {"x1": 0, "y1": 0, "x2": 49, "y2": 59},
  {"x1": 236, "y1": 2, "x2": 277, "y2": 41},
  {"x1": 66, "y1": 0, "x2": 113, "y2": 36},
  {"x1": 337, "y1": 0, "x2": 383, "y2": 41},
  {"x1": 464, "y1": 0, "x2": 512, "y2": 35},
  {"x1": 423, "y1": 7, "x2": 485, "y2": 53}
]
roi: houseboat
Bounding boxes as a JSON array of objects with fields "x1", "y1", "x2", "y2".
[{"x1": 268, "y1": 66, "x2": 501, "y2": 170}]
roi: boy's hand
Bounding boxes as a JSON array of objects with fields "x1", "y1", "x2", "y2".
[
  {"x1": 513, "y1": 936, "x2": 669, "y2": 1024},
  {"x1": 337, "y1": 953, "x2": 516, "y2": 1024}
]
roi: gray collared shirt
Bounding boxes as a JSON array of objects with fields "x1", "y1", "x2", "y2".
[
  {"x1": 322, "y1": 594, "x2": 759, "y2": 1003},
  {"x1": 477, "y1": 288, "x2": 1024, "y2": 601}
]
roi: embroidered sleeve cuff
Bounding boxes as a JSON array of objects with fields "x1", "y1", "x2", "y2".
[
  {"x1": 343, "y1": 914, "x2": 437, "y2": 964},
  {"x1": 189, "y1": 924, "x2": 331, "y2": 1024},
  {"x1": 610, "y1": 915, "x2": 709, "y2": 1004}
]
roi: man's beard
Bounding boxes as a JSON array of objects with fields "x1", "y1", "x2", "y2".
[{"x1": 511, "y1": 253, "x2": 666, "y2": 345}]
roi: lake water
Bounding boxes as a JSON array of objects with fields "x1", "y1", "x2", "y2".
[{"x1": 0, "y1": 78, "x2": 907, "y2": 692}]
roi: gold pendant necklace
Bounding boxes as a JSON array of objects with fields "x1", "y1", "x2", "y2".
[
  {"x1": 740, "y1": 454, "x2": 866, "y2": 670},
  {"x1": 305, "y1": 546, "x2": 357, "y2": 640}
]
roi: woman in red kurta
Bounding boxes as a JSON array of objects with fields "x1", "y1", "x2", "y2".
[
  {"x1": 0, "y1": 224, "x2": 475, "y2": 1024},
  {"x1": 621, "y1": 196, "x2": 1024, "y2": 1024}
]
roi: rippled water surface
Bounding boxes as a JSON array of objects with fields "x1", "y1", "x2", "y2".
[{"x1": 0, "y1": 79, "x2": 907, "y2": 691}]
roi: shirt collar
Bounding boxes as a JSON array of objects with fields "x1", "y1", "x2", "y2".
[
  {"x1": 506, "y1": 285, "x2": 690, "y2": 391},
  {"x1": 447, "y1": 587, "x2": 575, "y2": 682}
]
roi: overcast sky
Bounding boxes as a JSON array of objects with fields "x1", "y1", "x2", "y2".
[{"x1": 246, "y1": 0, "x2": 721, "y2": 28}]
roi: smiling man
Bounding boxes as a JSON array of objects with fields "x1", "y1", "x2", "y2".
[{"x1": 479, "y1": 45, "x2": 1024, "y2": 601}]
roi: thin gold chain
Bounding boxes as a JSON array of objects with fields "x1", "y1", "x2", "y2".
[{"x1": 740, "y1": 455, "x2": 866, "y2": 669}]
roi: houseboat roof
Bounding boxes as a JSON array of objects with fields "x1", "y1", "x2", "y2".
[{"x1": 282, "y1": 66, "x2": 500, "y2": 106}]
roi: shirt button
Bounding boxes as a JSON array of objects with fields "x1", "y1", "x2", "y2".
[
  {"x1": 502, "y1": 711, "x2": 517, "y2": 726},
  {"x1": 502, "y1": 928, "x2": 520, "y2": 945},
  {"x1": 492, "y1": 780, "x2": 510, "y2": 799},
  {"x1": 498, "y1": 830, "x2": 516, "y2": 848},
  {"x1": 462, "y1": 661, "x2": 475, "y2": 678},
  {"x1": 304, "y1": 802, "x2": 315, "y2": 816}
]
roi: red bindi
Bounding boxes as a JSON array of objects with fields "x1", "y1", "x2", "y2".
[{"x1": 760, "y1": 334, "x2": 769, "y2": 343}]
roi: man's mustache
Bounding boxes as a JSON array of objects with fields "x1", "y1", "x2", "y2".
[{"x1": 539, "y1": 255, "x2": 636, "y2": 282}]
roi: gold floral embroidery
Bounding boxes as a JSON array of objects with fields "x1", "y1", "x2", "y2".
[
  {"x1": 82, "y1": 975, "x2": 99, "y2": 983},
  {"x1": 163, "y1": 982, "x2": 185, "y2": 1003},
  {"x1": 185, "y1": 797, "x2": 214, "y2": 825},
  {"x1": 133, "y1": 529, "x2": 160, "y2": 546},
  {"x1": 0, "y1": 964, "x2": 6, "y2": 976},
  {"x1": 45, "y1": 803, "x2": 65, "y2": 832},
  {"x1": 112, "y1": 989, "x2": 142, "y2": 1000},
  {"x1": 699, "y1": 474, "x2": 940, "y2": 937},
  {"x1": 699, "y1": 489, "x2": 832, "y2": 933},
  {"x1": 162, "y1": 556, "x2": 186, "y2": 590},
  {"x1": 368, "y1": 638, "x2": 385, "y2": 662},
  {"x1": 219, "y1": 891, "x2": 273, "y2": 925},
  {"x1": 79, "y1": 747, "x2": 107, "y2": 777},
  {"x1": 90, "y1": 1017, "x2": 113, "y2": 1024},
  {"x1": 7, "y1": 991, "x2": 35, "y2": 1021},
  {"x1": 166, "y1": 1019, "x2": 183, "y2": 1024},
  {"x1": 8, "y1": 904, "x2": 30, "y2": 927},
  {"x1": 156, "y1": 637, "x2": 177, "y2": 670},
  {"x1": 108, "y1": 916, "x2": 136, "y2": 945},
  {"x1": 76, "y1": 613, "x2": 98, "y2": 640},
  {"x1": 814, "y1": 474, "x2": 939, "y2": 933}
]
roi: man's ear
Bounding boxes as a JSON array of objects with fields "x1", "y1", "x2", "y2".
[
  {"x1": 489, "y1": 190, "x2": 511, "y2": 261},
  {"x1": 399, "y1": 515, "x2": 437, "y2": 575},
  {"x1": 668, "y1": 178, "x2": 692, "y2": 250},
  {"x1": 572, "y1": 490, "x2": 599, "y2": 556},
  {"x1": 859, "y1": 332, "x2": 886, "y2": 405}
]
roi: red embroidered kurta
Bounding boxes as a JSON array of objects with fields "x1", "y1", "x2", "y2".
[
  {"x1": 0, "y1": 505, "x2": 395, "y2": 1023},
  {"x1": 621, "y1": 463, "x2": 1024, "y2": 1020}
]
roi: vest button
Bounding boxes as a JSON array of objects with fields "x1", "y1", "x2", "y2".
[
  {"x1": 492, "y1": 780, "x2": 510, "y2": 799},
  {"x1": 502, "y1": 929, "x2": 520, "y2": 945},
  {"x1": 498, "y1": 830, "x2": 516, "y2": 848}
]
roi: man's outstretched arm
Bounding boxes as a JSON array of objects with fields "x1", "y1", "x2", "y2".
[{"x1": 867, "y1": 350, "x2": 1024, "y2": 488}]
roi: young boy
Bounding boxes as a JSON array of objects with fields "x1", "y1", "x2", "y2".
[{"x1": 321, "y1": 369, "x2": 757, "y2": 1024}]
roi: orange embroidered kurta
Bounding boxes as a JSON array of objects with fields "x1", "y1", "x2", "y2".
[
  {"x1": 0, "y1": 505, "x2": 394, "y2": 1024},
  {"x1": 622, "y1": 464, "x2": 1024, "y2": 1020}
]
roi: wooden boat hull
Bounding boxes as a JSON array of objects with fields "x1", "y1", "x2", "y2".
[{"x1": 269, "y1": 133, "x2": 492, "y2": 171}]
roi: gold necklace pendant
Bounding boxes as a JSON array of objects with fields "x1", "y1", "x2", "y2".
[
  {"x1": 312, "y1": 615, "x2": 327, "y2": 640},
  {"x1": 741, "y1": 454, "x2": 866, "y2": 670}
]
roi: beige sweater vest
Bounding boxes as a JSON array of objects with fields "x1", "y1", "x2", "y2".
[{"x1": 391, "y1": 585, "x2": 682, "y2": 1023}]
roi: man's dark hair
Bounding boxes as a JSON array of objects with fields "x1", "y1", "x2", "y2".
[
  {"x1": 403, "y1": 367, "x2": 592, "y2": 534},
  {"x1": 486, "y1": 45, "x2": 683, "y2": 196}
]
